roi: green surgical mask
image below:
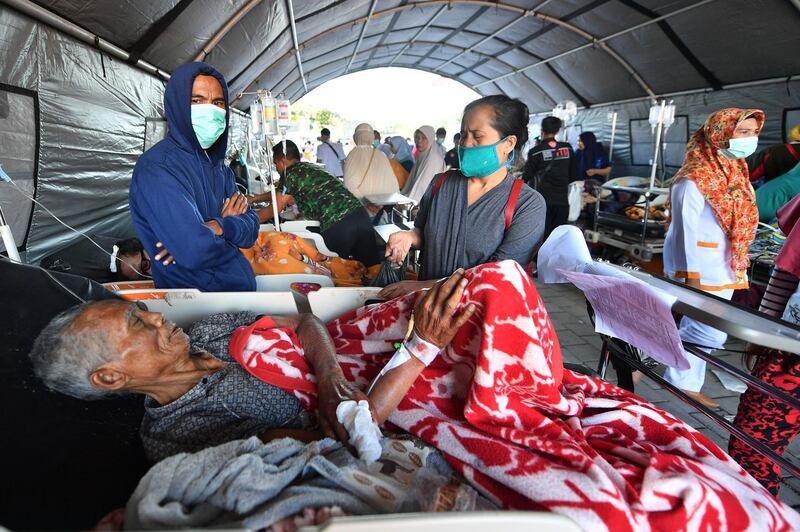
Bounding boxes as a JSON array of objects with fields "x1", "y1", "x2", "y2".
[
  {"x1": 457, "y1": 136, "x2": 515, "y2": 177},
  {"x1": 191, "y1": 104, "x2": 227, "y2": 149},
  {"x1": 372, "y1": 140, "x2": 380, "y2": 148}
]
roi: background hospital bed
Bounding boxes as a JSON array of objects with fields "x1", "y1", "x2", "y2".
[
  {"x1": 260, "y1": 220, "x2": 339, "y2": 257},
  {"x1": 587, "y1": 263, "x2": 800, "y2": 481},
  {"x1": 584, "y1": 179, "x2": 668, "y2": 262}
]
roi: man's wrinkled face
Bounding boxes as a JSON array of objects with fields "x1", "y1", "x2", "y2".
[
  {"x1": 76, "y1": 300, "x2": 191, "y2": 391},
  {"x1": 191, "y1": 75, "x2": 225, "y2": 110}
]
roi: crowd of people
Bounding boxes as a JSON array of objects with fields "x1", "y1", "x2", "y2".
[{"x1": 25, "y1": 59, "x2": 800, "y2": 527}]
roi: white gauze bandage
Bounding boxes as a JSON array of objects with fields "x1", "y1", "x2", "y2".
[{"x1": 335, "y1": 399, "x2": 382, "y2": 462}]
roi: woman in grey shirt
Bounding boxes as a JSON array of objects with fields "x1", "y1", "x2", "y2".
[{"x1": 381, "y1": 95, "x2": 546, "y2": 299}]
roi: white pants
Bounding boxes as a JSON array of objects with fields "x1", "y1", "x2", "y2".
[{"x1": 663, "y1": 288, "x2": 733, "y2": 392}]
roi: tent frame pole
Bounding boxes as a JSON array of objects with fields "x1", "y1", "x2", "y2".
[
  {"x1": 284, "y1": 0, "x2": 307, "y2": 95},
  {"x1": 195, "y1": 0, "x2": 263, "y2": 62},
  {"x1": 473, "y1": 0, "x2": 717, "y2": 91},
  {"x1": 345, "y1": 0, "x2": 379, "y2": 74},
  {"x1": 389, "y1": 5, "x2": 447, "y2": 65},
  {"x1": 2, "y1": 0, "x2": 169, "y2": 80}
]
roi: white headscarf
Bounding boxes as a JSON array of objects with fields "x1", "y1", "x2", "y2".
[
  {"x1": 402, "y1": 125, "x2": 446, "y2": 203},
  {"x1": 390, "y1": 135, "x2": 413, "y2": 163},
  {"x1": 343, "y1": 123, "x2": 399, "y2": 199}
]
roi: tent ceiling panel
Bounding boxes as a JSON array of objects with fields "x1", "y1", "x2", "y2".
[
  {"x1": 143, "y1": 0, "x2": 251, "y2": 73},
  {"x1": 567, "y1": 1, "x2": 649, "y2": 37},
  {"x1": 227, "y1": 30, "x2": 293, "y2": 99},
  {"x1": 33, "y1": 0, "x2": 179, "y2": 48},
  {"x1": 549, "y1": 47, "x2": 646, "y2": 104},
  {"x1": 635, "y1": 0, "x2": 698, "y2": 15},
  {"x1": 22, "y1": 0, "x2": 800, "y2": 113},
  {"x1": 204, "y1": 1, "x2": 284, "y2": 90},
  {"x1": 670, "y1": 0, "x2": 800, "y2": 84},
  {"x1": 609, "y1": 30, "x2": 707, "y2": 95}
]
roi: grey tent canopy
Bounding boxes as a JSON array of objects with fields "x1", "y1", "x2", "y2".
[
  {"x1": 12, "y1": 0, "x2": 800, "y2": 112},
  {"x1": 1, "y1": 0, "x2": 799, "y2": 261}
]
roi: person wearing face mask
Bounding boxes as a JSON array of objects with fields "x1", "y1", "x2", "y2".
[
  {"x1": 401, "y1": 126, "x2": 447, "y2": 203},
  {"x1": 129, "y1": 62, "x2": 259, "y2": 292},
  {"x1": 270, "y1": 140, "x2": 381, "y2": 266},
  {"x1": 342, "y1": 123, "x2": 399, "y2": 201},
  {"x1": 663, "y1": 108, "x2": 765, "y2": 407},
  {"x1": 380, "y1": 95, "x2": 546, "y2": 299},
  {"x1": 435, "y1": 127, "x2": 447, "y2": 158}
]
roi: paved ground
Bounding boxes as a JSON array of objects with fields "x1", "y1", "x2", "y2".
[{"x1": 534, "y1": 279, "x2": 800, "y2": 508}]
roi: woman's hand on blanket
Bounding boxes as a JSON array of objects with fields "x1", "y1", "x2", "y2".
[
  {"x1": 413, "y1": 269, "x2": 477, "y2": 348},
  {"x1": 378, "y1": 280, "x2": 423, "y2": 300},
  {"x1": 317, "y1": 371, "x2": 372, "y2": 444},
  {"x1": 153, "y1": 241, "x2": 175, "y2": 266},
  {"x1": 385, "y1": 230, "x2": 414, "y2": 263}
]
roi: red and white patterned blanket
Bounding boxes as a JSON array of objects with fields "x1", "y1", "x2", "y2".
[{"x1": 230, "y1": 260, "x2": 799, "y2": 531}]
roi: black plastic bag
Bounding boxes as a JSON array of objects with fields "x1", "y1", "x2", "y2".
[{"x1": 370, "y1": 260, "x2": 406, "y2": 287}]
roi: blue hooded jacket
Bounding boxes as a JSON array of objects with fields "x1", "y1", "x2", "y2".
[{"x1": 129, "y1": 62, "x2": 259, "y2": 291}]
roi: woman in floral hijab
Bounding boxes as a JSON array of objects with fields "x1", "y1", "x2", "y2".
[{"x1": 663, "y1": 107, "x2": 764, "y2": 407}]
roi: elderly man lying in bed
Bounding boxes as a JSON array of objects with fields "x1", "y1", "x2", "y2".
[
  {"x1": 30, "y1": 272, "x2": 471, "y2": 464},
  {"x1": 29, "y1": 261, "x2": 799, "y2": 530}
]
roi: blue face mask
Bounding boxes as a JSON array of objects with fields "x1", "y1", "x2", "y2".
[
  {"x1": 720, "y1": 136, "x2": 758, "y2": 159},
  {"x1": 191, "y1": 104, "x2": 227, "y2": 149},
  {"x1": 457, "y1": 136, "x2": 515, "y2": 178},
  {"x1": 371, "y1": 140, "x2": 380, "y2": 148}
]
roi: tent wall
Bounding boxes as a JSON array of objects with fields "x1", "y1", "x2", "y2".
[
  {"x1": 531, "y1": 80, "x2": 800, "y2": 180},
  {"x1": 0, "y1": 5, "x2": 165, "y2": 262}
]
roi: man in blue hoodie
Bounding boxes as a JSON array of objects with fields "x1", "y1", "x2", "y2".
[{"x1": 130, "y1": 62, "x2": 259, "y2": 291}]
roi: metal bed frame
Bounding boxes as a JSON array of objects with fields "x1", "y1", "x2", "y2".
[
  {"x1": 593, "y1": 263, "x2": 800, "y2": 479},
  {"x1": 584, "y1": 184, "x2": 668, "y2": 262}
]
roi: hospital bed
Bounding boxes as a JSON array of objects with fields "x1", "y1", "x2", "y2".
[
  {"x1": 101, "y1": 279, "x2": 581, "y2": 530},
  {"x1": 590, "y1": 262, "x2": 800, "y2": 480},
  {"x1": 583, "y1": 178, "x2": 668, "y2": 262}
]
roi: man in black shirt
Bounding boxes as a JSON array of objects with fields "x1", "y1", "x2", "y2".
[
  {"x1": 444, "y1": 132, "x2": 460, "y2": 169},
  {"x1": 523, "y1": 116, "x2": 575, "y2": 240}
]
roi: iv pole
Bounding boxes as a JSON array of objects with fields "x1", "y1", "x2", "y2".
[
  {"x1": 0, "y1": 204, "x2": 21, "y2": 262},
  {"x1": 0, "y1": 167, "x2": 22, "y2": 262},
  {"x1": 649, "y1": 100, "x2": 666, "y2": 190},
  {"x1": 608, "y1": 111, "x2": 618, "y2": 162},
  {"x1": 244, "y1": 89, "x2": 282, "y2": 232}
]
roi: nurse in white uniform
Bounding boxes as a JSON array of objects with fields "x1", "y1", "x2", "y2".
[{"x1": 663, "y1": 107, "x2": 764, "y2": 408}]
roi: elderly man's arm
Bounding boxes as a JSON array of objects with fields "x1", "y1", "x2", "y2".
[{"x1": 271, "y1": 314, "x2": 366, "y2": 443}]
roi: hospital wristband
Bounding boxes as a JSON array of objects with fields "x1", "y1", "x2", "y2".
[
  {"x1": 403, "y1": 332, "x2": 441, "y2": 367},
  {"x1": 375, "y1": 333, "x2": 442, "y2": 383}
]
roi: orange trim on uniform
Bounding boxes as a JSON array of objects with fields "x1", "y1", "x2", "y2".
[
  {"x1": 672, "y1": 271, "x2": 701, "y2": 280},
  {"x1": 698, "y1": 281, "x2": 749, "y2": 291},
  {"x1": 696, "y1": 241, "x2": 719, "y2": 249}
]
